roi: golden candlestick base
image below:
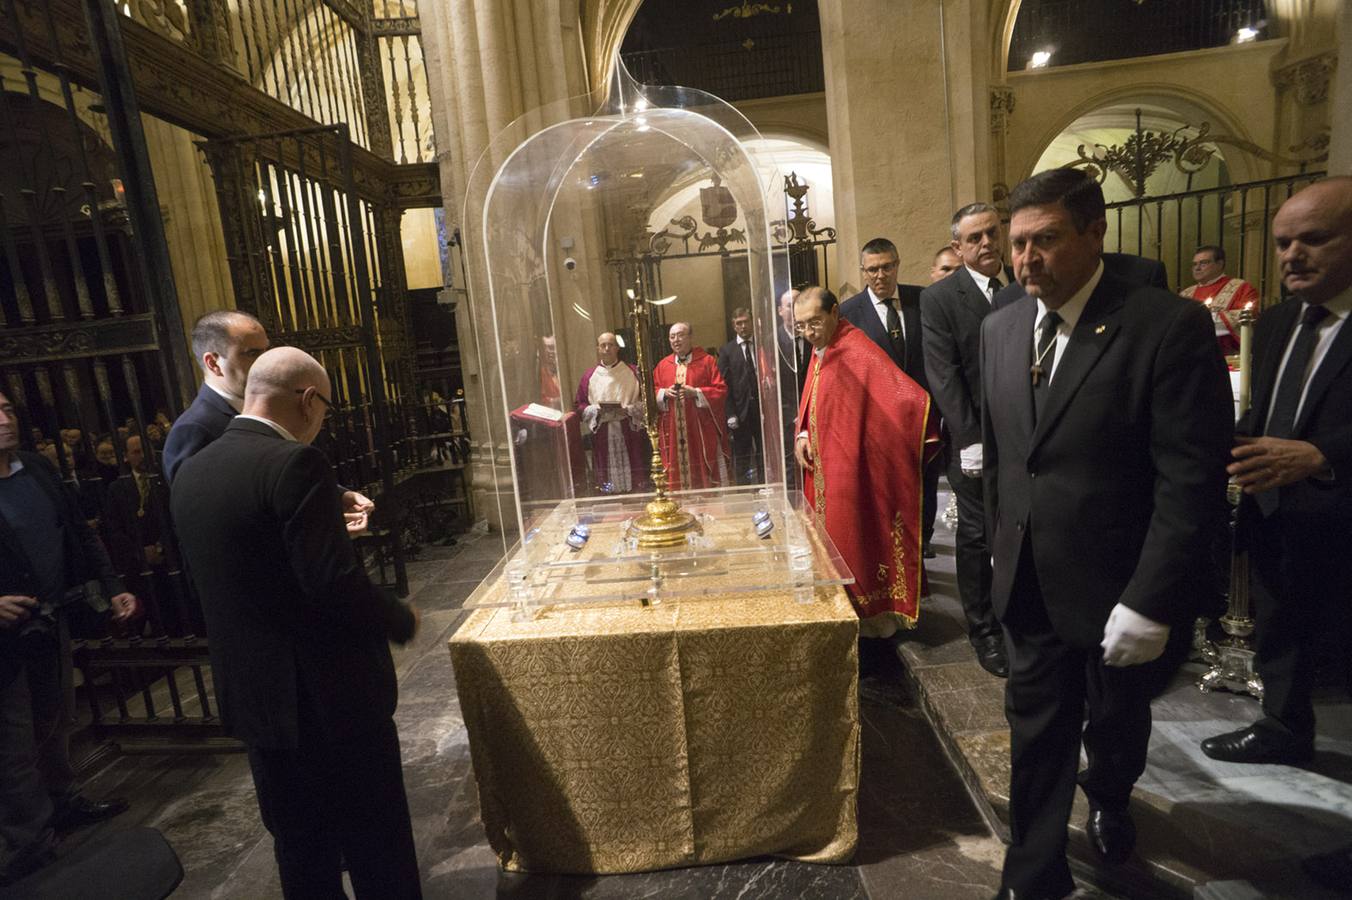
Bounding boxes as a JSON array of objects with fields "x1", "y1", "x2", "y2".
[
  {"x1": 632, "y1": 495, "x2": 699, "y2": 549},
  {"x1": 628, "y1": 430, "x2": 700, "y2": 549}
]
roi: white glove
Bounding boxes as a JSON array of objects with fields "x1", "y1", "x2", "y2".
[
  {"x1": 959, "y1": 442, "x2": 983, "y2": 478},
  {"x1": 1100, "y1": 603, "x2": 1170, "y2": 667},
  {"x1": 727, "y1": 416, "x2": 738, "y2": 430}
]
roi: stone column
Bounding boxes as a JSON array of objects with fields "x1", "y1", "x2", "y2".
[
  {"x1": 417, "y1": 0, "x2": 601, "y2": 532},
  {"x1": 818, "y1": 0, "x2": 993, "y2": 286},
  {"x1": 1329, "y1": 2, "x2": 1351, "y2": 175}
]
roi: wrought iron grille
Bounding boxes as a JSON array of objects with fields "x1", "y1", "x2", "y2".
[{"x1": 1105, "y1": 171, "x2": 1325, "y2": 302}]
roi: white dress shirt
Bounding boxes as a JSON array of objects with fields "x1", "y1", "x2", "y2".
[
  {"x1": 1264, "y1": 285, "x2": 1352, "y2": 431},
  {"x1": 1033, "y1": 260, "x2": 1105, "y2": 385},
  {"x1": 236, "y1": 414, "x2": 298, "y2": 443}
]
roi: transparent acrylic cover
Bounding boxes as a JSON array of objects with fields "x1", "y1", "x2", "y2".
[{"x1": 458, "y1": 64, "x2": 846, "y2": 607}]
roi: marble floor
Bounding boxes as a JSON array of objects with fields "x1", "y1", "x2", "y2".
[
  {"x1": 53, "y1": 493, "x2": 1352, "y2": 899},
  {"x1": 58, "y1": 530, "x2": 1016, "y2": 899}
]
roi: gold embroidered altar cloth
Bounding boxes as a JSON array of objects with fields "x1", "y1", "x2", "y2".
[{"x1": 448, "y1": 587, "x2": 860, "y2": 874}]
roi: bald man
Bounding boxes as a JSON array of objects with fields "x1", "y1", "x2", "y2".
[
  {"x1": 172, "y1": 348, "x2": 421, "y2": 898},
  {"x1": 575, "y1": 332, "x2": 648, "y2": 494},
  {"x1": 1202, "y1": 177, "x2": 1352, "y2": 773}
]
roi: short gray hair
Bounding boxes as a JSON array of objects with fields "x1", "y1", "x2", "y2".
[{"x1": 950, "y1": 202, "x2": 999, "y2": 240}]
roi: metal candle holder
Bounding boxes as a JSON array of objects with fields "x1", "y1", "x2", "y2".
[
  {"x1": 624, "y1": 283, "x2": 699, "y2": 549},
  {"x1": 1199, "y1": 304, "x2": 1263, "y2": 700}
]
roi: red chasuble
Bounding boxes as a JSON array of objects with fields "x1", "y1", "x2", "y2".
[
  {"x1": 1181, "y1": 275, "x2": 1258, "y2": 354},
  {"x1": 653, "y1": 349, "x2": 730, "y2": 490},
  {"x1": 797, "y1": 320, "x2": 939, "y2": 630}
]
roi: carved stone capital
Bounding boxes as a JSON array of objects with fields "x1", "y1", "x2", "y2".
[
  {"x1": 990, "y1": 87, "x2": 1016, "y2": 132},
  {"x1": 1273, "y1": 52, "x2": 1337, "y2": 106}
]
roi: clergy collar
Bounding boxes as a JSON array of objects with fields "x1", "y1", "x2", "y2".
[
  {"x1": 236, "y1": 414, "x2": 298, "y2": 443},
  {"x1": 1035, "y1": 259, "x2": 1103, "y2": 333}
]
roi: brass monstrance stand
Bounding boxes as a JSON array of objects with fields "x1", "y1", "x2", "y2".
[
  {"x1": 624, "y1": 284, "x2": 699, "y2": 549},
  {"x1": 1199, "y1": 304, "x2": 1263, "y2": 699}
]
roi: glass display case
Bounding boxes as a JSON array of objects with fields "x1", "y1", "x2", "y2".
[{"x1": 458, "y1": 64, "x2": 851, "y2": 613}]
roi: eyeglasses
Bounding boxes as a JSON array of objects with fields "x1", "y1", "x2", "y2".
[
  {"x1": 794, "y1": 316, "x2": 829, "y2": 334},
  {"x1": 295, "y1": 388, "x2": 334, "y2": 417},
  {"x1": 861, "y1": 261, "x2": 898, "y2": 276}
]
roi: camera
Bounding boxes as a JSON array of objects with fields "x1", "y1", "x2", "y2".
[{"x1": 564, "y1": 256, "x2": 577, "y2": 271}]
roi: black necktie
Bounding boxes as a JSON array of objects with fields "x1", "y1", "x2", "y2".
[
  {"x1": 1032, "y1": 311, "x2": 1062, "y2": 421},
  {"x1": 988, "y1": 276, "x2": 1002, "y2": 301},
  {"x1": 1257, "y1": 304, "x2": 1330, "y2": 514},
  {"x1": 884, "y1": 297, "x2": 905, "y2": 364},
  {"x1": 742, "y1": 340, "x2": 754, "y2": 372}
]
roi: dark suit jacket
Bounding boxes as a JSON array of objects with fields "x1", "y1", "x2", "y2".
[
  {"x1": 171, "y1": 419, "x2": 415, "y2": 749},
  {"x1": 716, "y1": 337, "x2": 761, "y2": 426},
  {"x1": 921, "y1": 267, "x2": 993, "y2": 450},
  {"x1": 991, "y1": 253, "x2": 1170, "y2": 312},
  {"x1": 775, "y1": 324, "x2": 800, "y2": 420},
  {"x1": 1240, "y1": 297, "x2": 1352, "y2": 530},
  {"x1": 980, "y1": 273, "x2": 1232, "y2": 646},
  {"x1": 162, "y1": 384, "x2": 237, "y2": 484},
  {"x1": 1, "y1": 452, "x2": 125, "y2": 684},
  {"x1": 840, "y1": 285, "x2": 929, "y2": 393}
]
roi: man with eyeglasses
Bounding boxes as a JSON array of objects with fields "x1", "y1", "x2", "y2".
[
  {"x1": 841, "y1": 238, "x2": 939, "y2": 559},
  {"x1": 794, "y1": 287, "x2": 939, "y2": 638},
  {"x1": 171, "y1": 347, "x2": 422, "y2": 898},
  {"x1": 1181, "y1": 244, "x2": 1258, "y2": 354},
  {"x1": 920, "y1": 202, "x2": 1012, "y2": 677}
]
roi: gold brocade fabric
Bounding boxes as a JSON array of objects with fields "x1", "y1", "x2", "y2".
[{"x1": 449, "y1": 586, "x2": 861, "y2": 874}]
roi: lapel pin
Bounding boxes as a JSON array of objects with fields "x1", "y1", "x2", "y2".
[{"x1": 1094, "y1": 324, "x2": 1106, "y2": 334}]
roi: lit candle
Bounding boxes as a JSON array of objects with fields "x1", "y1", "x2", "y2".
[{"x1": 1237, "y1": 302, "x2": 1255, "y2": 417}]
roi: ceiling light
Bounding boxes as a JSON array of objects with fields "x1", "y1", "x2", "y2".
[{"x1": 1029, "y1": 50, "x2": 1052, "y2": 69}]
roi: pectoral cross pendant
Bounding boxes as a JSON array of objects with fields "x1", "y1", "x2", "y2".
[{"x1": 1030, "y1": 362, "x2": 1043, "y2": 386}]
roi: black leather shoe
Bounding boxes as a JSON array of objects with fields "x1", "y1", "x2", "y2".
[
  {"x1": 1086, "y1": 806, "x2": 1136, "y2": 865},
  {"x1": 974, "y1": 634, "x2": 1009, "y2": 678},
  {"x1": 1200, "y1": 725, "x2": 1313, "y2": 765},
  {"x1": 51, "y1": 795, "x2": 130, "y2": 833}
]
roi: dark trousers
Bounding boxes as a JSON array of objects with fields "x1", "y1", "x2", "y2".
[
  {"x1": 1000, "y1": 545, "x2": 1184, "y2": 898},
  {"x1": 1250, "y1": 509, "x2": 1352, "y2": 738},
  {"x1": 247, "y1": 717, "x2": 421, "y2": 900},
  {"x1": 20, "y1": 616, "x2": 77, "y2": 801},
  {"x1": 730, "y1": 417, "x2": 763, "y2": 485},
  {"x1": 921, "y1": 457, "x2": 940, "y2": 545},
  {"x1": 0, "y1": 669, "x2": 56, "y2": 882},
  {"x1": 947, "y1": 463, "x2": 999, "y2": 643}
]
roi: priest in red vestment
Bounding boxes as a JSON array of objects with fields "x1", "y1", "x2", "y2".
[
  {"x1": 574, "y1": 331, "x2": 649, "y2": 494},
  {"x1": 1180, "y1": 245, "x2": 1259, "y2": 354},
  {"x1": 653, "y1": 321, "x2": 730, "y2": 490},
  {"x1": 794, "y1": 287, "x2": 940, "y2": 636}
]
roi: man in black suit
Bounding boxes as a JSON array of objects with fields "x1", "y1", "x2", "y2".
[
  {"x1": 1202, "y1": 177, "x2": 1352, "y2": 769},
  {"x1": 172, "y1": 348, "x2": 421, "y2": 898},
  {"x1": 717, "y1": 306, "x2": 762, "y2": 484},
  {"x1": 991, "y1": 252, "x2": 1169, "y2": 311},
  {"x1": 982, "y1": 170, "x2": 1231, "y2": 899},
  {"x1": 162, "y1": 310, "x2": 269, "y2": 485},
  {"x1": 1, "y1": 390, "x2": 138, "y2": 884},
  {"x1": 841, "y1": 237, "x2": 939, "y2": 557},
  {"x1": 920, "y1": 204, "x2": 1010, "y2": 676}
]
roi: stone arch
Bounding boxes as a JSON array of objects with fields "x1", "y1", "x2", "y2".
[{"x1": 1016, "y1": 84, "x2": 1259, "y2": 187}]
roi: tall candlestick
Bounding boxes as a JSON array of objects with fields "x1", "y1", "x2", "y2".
[{"x1": 1237, "y1": 303, "x2": 1255, "y2": 418}]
